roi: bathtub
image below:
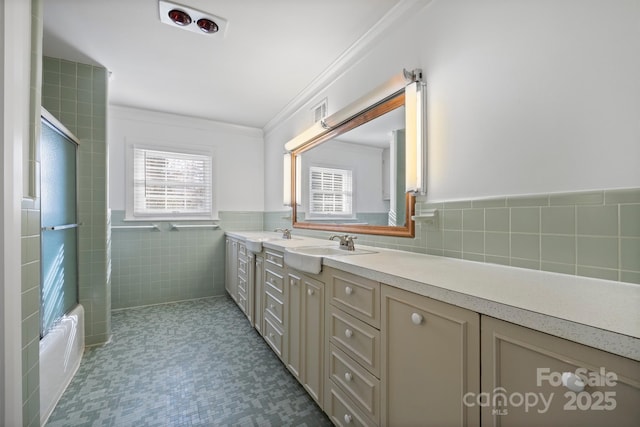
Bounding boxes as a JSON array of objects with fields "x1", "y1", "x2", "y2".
[{"x1": 39, "y1": 303, "x2": 85, "y2": 425}]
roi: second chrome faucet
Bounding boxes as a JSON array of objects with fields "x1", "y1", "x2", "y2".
[{"x1": 329, "y1": 234, "x2": 357, "y2": 251}]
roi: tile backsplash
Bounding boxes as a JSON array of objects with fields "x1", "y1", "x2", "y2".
[{"x1": 266, "y1": 188, "x2": 640, "y2": 285}]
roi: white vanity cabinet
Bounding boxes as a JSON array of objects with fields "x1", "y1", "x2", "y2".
[
  {"x1": 481, "y1": 316, "x2": 640, "y2": 427},
  {"x1": 263, "y1": 249, "x2": 287, "y2": 360},
  {"x1": 236, "y1": 242, "x2": 248, "y2": 315},
  {"x1": 224, "y1": 237, "x2": 239, "y2": 303},
  {"x1": 253, "y1": 253, "x2": 264, "y2": 334},
  {"x1": 325, "y1": 267, "x2": 382, "y2": 427},
  {"x1": 287, "y1": 269, "x2": 325, "y2": 405},
  {"x1": 224, "y1": 236, "x2": 253, "y2": 322},
  {"x1": 380, "y1": 285, "x2": 480, "y2": 427}
]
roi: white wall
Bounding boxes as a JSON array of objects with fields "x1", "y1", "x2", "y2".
[
  {"x1": 1, "y1": 0, "x2": 30, "y2": 423},
  {"x1": 109, "y1": 106, "x2": 265, "y2": 212},
  {"x1": 264, "y1": 0, "x2": 640, "y2": 209}
]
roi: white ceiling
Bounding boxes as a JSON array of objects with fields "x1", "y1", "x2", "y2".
[{"x1": 42, "y1": 0, "x2": 405, "y2": 129}]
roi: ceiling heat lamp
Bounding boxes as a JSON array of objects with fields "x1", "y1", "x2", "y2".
[{"x1": 159, "y1": 0, "x2": 228, "y2": 37}]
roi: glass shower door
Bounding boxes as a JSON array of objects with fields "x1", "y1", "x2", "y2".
[{"x1": 40, "y1": 117, "x2": 79, "y2": 337}]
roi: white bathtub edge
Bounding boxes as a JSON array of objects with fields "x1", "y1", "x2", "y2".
[{"x1": 39, "y1": 304, "x2": 85, "y2": 426}]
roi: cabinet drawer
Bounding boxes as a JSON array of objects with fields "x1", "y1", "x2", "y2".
[
  {"x1": 327, "y1": 382, "x2": 377, "y2": 427},
  {"x1": 237, "y1": 293, "x2": 247, "y2": 314},
  {"x1": 265, "y1": 269, "x2": 284, "y2": 294},
  {"x1": 237, "y1": 276, "x2": 247, "y2": 296},
  {"x1": 264, "y1": 317, "x2": 284, "y2": 359},
  {"x1": 238, "y1": 243, "x2": 247, "y2": 257},
  {"x1": 264, "y1": 288, "x2": 284, "y2": 326},
  {"x1": 329, "y1": 307, "x2": 380, "y2": 376},
  {"x1": 238, "y1": 257, "x2": 247, "y2": 279},
  {"x1": 328, "y1": 268, "x2": 380, "y2": 328},
  {"x1": 329, "y1": 343, "x2": 380, "y2": 423},
  {"x1": 265, "y1": 250, "x2": 284, "y2": 268}
]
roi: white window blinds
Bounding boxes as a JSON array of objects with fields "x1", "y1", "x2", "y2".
[
  {"x1": 309, "y1": 166, "x2": 353, "y2": 216},
  {"x1": 133, "y1": 147, "x2": 212, "y2": 217}
]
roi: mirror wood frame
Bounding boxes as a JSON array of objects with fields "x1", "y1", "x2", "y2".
[{"x1": 289, "y1": 90, "x2": 417, "y2": 238}]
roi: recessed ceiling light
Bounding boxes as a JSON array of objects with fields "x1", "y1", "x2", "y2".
[{"x1": 159, "y1": 0, "x2": 228, "y2": 37}]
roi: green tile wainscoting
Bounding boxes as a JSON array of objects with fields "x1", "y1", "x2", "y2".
[
  {"x1": 110, "y1": 211, "x2": 263, "y2": 309},
  {"x1": 266, "y1": 188, "x2": 640, "y2": 285}
]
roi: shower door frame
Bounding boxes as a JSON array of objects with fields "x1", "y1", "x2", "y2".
[{"x1": 39, "y1": 108, "x2": 81, "y2": 338}]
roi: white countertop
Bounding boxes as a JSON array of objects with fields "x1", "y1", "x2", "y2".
[{"x1": 226, "y1": 231, "x2": 640, "y2": 361}]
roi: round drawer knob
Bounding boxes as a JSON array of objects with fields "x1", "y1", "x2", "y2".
[
  {"x1": 344, "y1": 372, "x2": 353, "y2": 382},
  {"x1": 345, "y1": 286, "x2": 353, "y2": 295},
  {"x1": 308, "y1": 289, "x2": 314, "y2": 296},
  {"x1": 270, "y1": 304, "x2": 275, "y2": 309},
  {"x1": 562, "y1": 372, "x2": 586, "y2": 392},
  {"x1": 344, "y1": 414, "x2": 352, "y2": 424},
  {"x1": 269, "y1": 333, "x2": 274, "y2": 338},
  {"x1": 344, "y1": 329, "x2": 353, "y2": 338},
  {"x1": 411, "y1": 312, "x2": 424, "y2": 325}
]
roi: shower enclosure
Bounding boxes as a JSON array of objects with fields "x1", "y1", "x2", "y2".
[
  {"x1": 39, "y1": 110, "x2": 85, "y2": 424},
  {"x1": 40, "y1": 112, "x2": 79, "y2": 336}
]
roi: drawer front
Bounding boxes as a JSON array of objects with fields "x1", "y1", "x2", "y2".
[
  {"x1": 265, "y1": 269, "x2": 284, "y2": 294},
  {"x1": 329, "y1": 269, "x2": 380, "y2": 328},
  {"x1": 264, "y1": 289, "x2": 284, "y2": 326},
  {"x1": 238, "y1": 243, "x2": 247, "y2": 257},
  {"x1": 265, "y1": 250, "x2": 284, "y2": 268},
  {"x1": 329, "y1": 307, "x2": 380, "y2": 376},
  {"x1": 238, "y1": 257, "x2": 248, "y2": 279},
  {"x1": 237, "y1": 276, "x2": 247, "y2": 296},
  {"x1": 264, "y1": 317, "x2": 284, "y2": 359},
  {"x1": 327, "y1": 382, "x2": 377, "y2": 427},
  {"x1": 329, "y1": 344, "x2": 380, "y2": 422},
  {"x1": 237, "y1": 293, "x2": 247, "y2": 314}
]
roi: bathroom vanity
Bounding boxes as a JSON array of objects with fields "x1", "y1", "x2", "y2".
[{"x1": 224, "y1": 231, "x2": 640, "y2": 427}]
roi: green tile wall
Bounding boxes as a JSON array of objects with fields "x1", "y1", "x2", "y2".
[
  {"x1": 266, "y1": 188, "x2": 640, "y2": 285},
  {"x1": 42, "y1": 56, "x2": 110, "y2": 345},
  {"x1": 110, "y1": 211, "x2": 263, "y2": 309}
]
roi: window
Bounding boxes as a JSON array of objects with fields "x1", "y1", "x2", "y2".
[
  {"x1": 131, "y1": 146, "x2": 213, "y2": 218},
  {"x1": 308, "y1": 166, "x2": 353, "y2": 218}
]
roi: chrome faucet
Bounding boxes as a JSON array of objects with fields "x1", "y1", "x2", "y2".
[
  {"x1": 275, "y1": 228, "x2": 292, "y2": 239},
  {"x1": 329, "y1": 234, "x2": 357, "y2": 251}
]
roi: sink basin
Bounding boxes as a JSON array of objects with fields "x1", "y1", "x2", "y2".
[
  {"x1": 288, "y1": 246, "x2": 377, "y2": 256},
  {"x1": 245, "y1": 236, "x2": 303, "y2": 253},
  {"x1": 284, "y1": 246, "x2": 377, "y2": 274}
]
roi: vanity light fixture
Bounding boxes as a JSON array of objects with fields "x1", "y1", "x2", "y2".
[
  {"x1": 283, "y1": 153, "x2": 292, "y2": 206},
  {"x1": 283, "y1": 153, "x2": 301, "y2": 206},
  {"x1": 159, "y1": 0, "x2": 228, "y2": 37}
]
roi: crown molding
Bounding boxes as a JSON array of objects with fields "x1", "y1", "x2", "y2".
[{"x1": 263, "y1": 0, "x2": 432, "y2": 136}]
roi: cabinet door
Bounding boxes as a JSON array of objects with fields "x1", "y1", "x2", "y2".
[
  {"x1": 287, "y1": 272, "x2": 302, "y2": 379},
  {"x1": 232, "y1": 240, "x2": 239, "y2": 301},
  {"x1": 302, "y1": 275, "x2": 324, "y2": 405},
  {"x1": 381, "y1": 285, "x2": 480, "y2": 427},
  {"x1": 225, "y1": 238, "x2": 238, "y2": 302},
  {"x1": 481, "y1": 316, "x2": 640, "y2": 427},
  {"x1": 254, "y1": 255, "x2": 264, "y2": 334}
]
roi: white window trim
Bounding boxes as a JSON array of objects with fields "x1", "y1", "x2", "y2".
[
  {"x1": 305, "y1": 164, "x2": 356, "y2": 220},
  {"x1": 125, "y1": 140, "x2": 218, "y2": 221}
]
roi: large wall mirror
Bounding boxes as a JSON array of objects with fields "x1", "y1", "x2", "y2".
[{"x1": 284, "y1": 69, "x2": 426, "y2": 238}]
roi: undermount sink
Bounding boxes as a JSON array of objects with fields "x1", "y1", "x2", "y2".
[{"x1": 284, "y1": 245, "x2": 377, "y2": 274}]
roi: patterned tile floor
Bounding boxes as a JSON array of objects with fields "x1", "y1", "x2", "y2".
[{"x1": 46, "y1": 297, "x2": 332, "y2": 426}]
